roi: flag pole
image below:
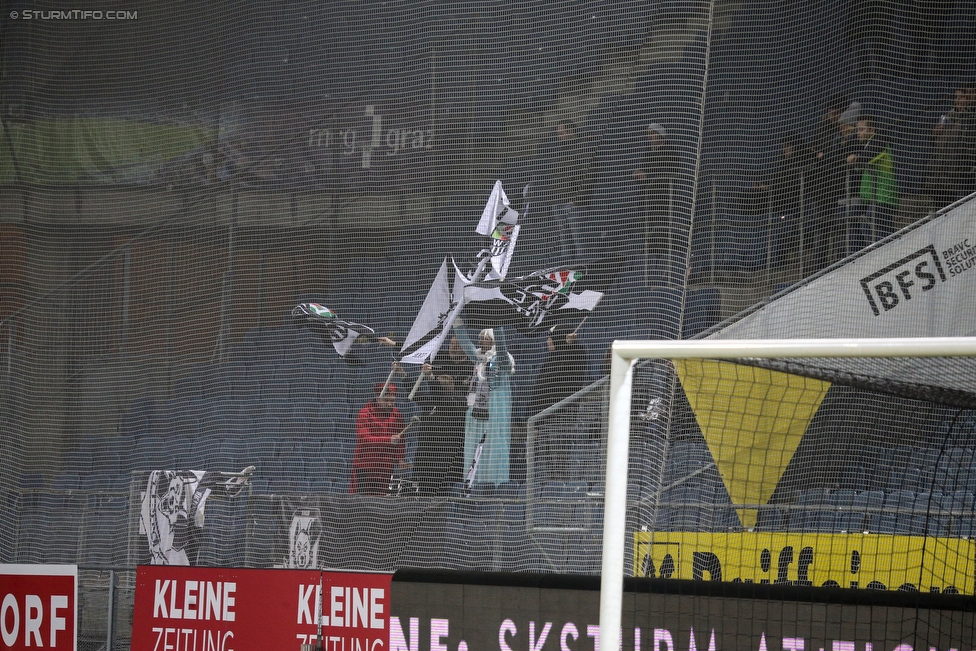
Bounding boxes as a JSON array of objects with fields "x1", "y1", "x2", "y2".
[
  {"x1": 571, "y1": 315, "x2": 589, "y2": 336},
  {"x1": 378, "y1": 366, "x2": 397, "y2": 399},
  {"x1": 408, "y1": 372, "x2": 426, "y2": 401}
]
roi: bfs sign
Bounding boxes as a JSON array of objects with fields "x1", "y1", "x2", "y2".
[{"x1": 859, "y1": 245, "x2": 947, "y2": 316}]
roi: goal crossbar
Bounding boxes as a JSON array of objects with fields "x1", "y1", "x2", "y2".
[{"x1": 600, "y1": 336, "x2": 976, "y2": 651}]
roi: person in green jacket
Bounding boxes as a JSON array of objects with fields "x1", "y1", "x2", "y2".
[{"x1": 846, "y1": 115, "x2": 898, "y2": 244}]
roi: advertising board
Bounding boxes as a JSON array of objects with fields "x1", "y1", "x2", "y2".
[
  {"x1": 0, "y1": 564, "x2": 77, "y2": 651},
  {"x1": 131, "y1": 566, "x2": 391, "y2": 651}
]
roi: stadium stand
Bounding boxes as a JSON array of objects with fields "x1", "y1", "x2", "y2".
[{"x1": 2, "y1": 1, "x2": 976, "y2": 647}]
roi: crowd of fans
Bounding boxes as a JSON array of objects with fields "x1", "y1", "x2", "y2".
[
  {"x1": 352, "y1": 323, "x2": 592, "y2": 496},
  {"x1": 523, "y1": 83, "x2": 975, "y2": 277},
  {"x1": 351, "y1": 82, "x2": 976, "y2": 496}
]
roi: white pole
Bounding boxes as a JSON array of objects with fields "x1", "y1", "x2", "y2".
[
  {"x1": 599, "y1": 346, "x2": 634, "y2": 651},
  {"x1": 611, "y1": 337, "x2": 976, "y2": 360},
  {"x1": 408, "y1": 372, "x2": 426, "y2": 400},
  {"x1": 378, "y1": 367, "x2": 397, "y2": 399},
  {"x1": 598, "y1": 335, "x2": 976, "y2": 651}
]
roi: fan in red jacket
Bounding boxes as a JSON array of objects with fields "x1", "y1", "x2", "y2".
[{"x1": 351, "y1": 382, "x2": 405, "y2": 495}]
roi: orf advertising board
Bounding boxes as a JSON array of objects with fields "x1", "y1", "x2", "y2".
[
  {"x1": 132, "y1": 566, "x2": 391, "y2": 651},
  {"x1": 0, "y1": 564, "x2": 77, "y2": 651}
]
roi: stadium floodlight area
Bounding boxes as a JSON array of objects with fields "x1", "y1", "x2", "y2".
[{"x1": 601, "y1": 336, "x2": 976, "y2": 651}]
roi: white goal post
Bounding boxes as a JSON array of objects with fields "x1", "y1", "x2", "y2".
[{"x1": 599, "y1": 336, "x2": 976, "y2": 651}]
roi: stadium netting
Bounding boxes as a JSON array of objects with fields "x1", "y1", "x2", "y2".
[{"x1": 1, "y1": 0, "x2": 976, "y2": 647}]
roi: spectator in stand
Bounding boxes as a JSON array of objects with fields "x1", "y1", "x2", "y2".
[
  {"x1": 812, "y1": 94, "x2": 850, "y2": 159},
  {"x1": 351, "y1": 383, "x2": 406, "y2": 495},
  {"x1": 811, "y1": 102, "x2": 861, "y2": 269},
  {"x1": 530, "y1": 324, "x2": 590, "y2": 482},
  {"x1": 757, "y1": 134, "x2": 817, "y2": 266},
  {"x1": 924, "y1": 81, "x2": 976, "y2": 208},
  {"x1": 410, "y1": 337, "x2": 473, "y2": 496},
  {"x1": 454, "y1": 321, "x2": 515, "y2": 485},
  {"x1": 811, "y1": 95, "x2": 851, "y2": 222},
  {"x1": 530, "y1": 325, "x2": 589, "y2": 417},
  {"x1": 533, "y1": 119, "x2": 596, "y2": 260},
  {"x1": 846, "y1": 114, "x2": 898, "y2": 247},
  {"x1": 632, "y1": 123, "x2": 675, "y2": 257}
]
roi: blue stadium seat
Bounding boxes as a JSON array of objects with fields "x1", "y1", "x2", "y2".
[
  {"x1": 200, "y1": 496, "x2": 248, "y2": 567},
  {"x1": 942, "y1": 491, "x2": 975, "y2": 537},
  {"x1": 443, "y1": 497, "x2": 494, "y2": 571},
  {"x1": 79, "y1": 495, "x2": 129, "y2": 567},
  {"x1": 840, "y1": 490, "x2": 884, "y2": 533},
  {"x1": 911, "y1": 492, "x2": 946, "y2": 537},
  {"x1": 878, "y1": 490, "x2": 916, "y2": 535},
  {"x1": 16, "y1": 493, "x2": 84, "y2": 564},
  {"x1": 787, "y1": 488, "x2": 829, "y2": 532},
  {"x1": 838, "y1": 465, "x2": 867, "y2": 490},
  {"x1": 497, "y1": 480, "x2": 526, "y2": 501},
  {"x1": 51, "y1": 473, "x2": 80, "y2": 493},
  {"x1": 755, "y1": 507, "x2": 784, "y2": 531},
  {"x1": 538, "y1": 482, "x2": 572, "y2": 527}
]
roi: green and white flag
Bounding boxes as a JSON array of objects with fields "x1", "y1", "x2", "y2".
[{"x1": 292, "y1": 303, "x2": 376, "y2": 358}]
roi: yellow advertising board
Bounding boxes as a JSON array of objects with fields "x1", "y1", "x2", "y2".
[{"x1": 634, "y1": 531, "x2": 976, "y2": 594}]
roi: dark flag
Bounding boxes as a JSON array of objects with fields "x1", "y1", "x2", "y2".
[{"x1": 292, "y1": 303, "x2": 379, "y2": 358}]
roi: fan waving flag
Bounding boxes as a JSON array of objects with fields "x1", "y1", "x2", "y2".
[
  {"x1": 398, "y1": 258, "x2": 467, "y2": 364},
  {"x1": 461, "y1": 265, "x2": 605, "y2": 334},
  {"x1": 292, "y1": 303, "x2": 378, "y2": 358}
]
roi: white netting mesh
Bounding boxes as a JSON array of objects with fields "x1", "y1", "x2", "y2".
[{"x1": 2, "y1": 0, "x2": 976, "y2": 646}]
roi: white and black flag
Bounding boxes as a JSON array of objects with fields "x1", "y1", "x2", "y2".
[
  {"x1": 139, "y1": 469, "x2": 250, "y2": 566},
  {"x1": 292, "y1": 303, "x2": 378, "y2": 358},
  {"x1": 398, "y1": 258, "x2": 467, "y2": 364},
  {"x1": 475, "y1": 181, "x2": 521, "y2": 282},
  {"x1": 286, "y1": 508, "x2": 322, "y2": 570},
  {"x1": 461, "y1": 265, "x2": 605, "y2": 334}
]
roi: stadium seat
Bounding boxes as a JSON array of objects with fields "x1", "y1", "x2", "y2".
[
  {"x1": 15, "y1": 493, "x2": 84, "y2": 564},
  {"x1": 878, "y1": 490, "x2": 916, "y2": 535},
  {"x1": 443, "y1": 497, "x2": 494, "y2": 571},
  {"x1": 682, "y1": 287, "x2": 722, "y2": 338},
  {"x1": 910, "y1": 492, "x2": 946, "y2": 537},
  {"x1": 942, "y1": 491, "x2": 975, "y2": 537},
  {"x1": 201, "y1": 496, "x2": 248, "y2": 567},
  {"x1": 837, "y1": 465, "x2": 867, "y2": 490},
  {"x1": 51, "y1": 472, "x2": 81, "y2": 493},
  {"x1": 841, "y1": 490, "x2": 885, "y2": 533},
  {"x1": 537, "y1": 482, "x2": 573, "y2": 527},
  {"x1": 828, "y1": 489, "x2": 858, "y2": 532},
  {"x1": 79, "y1": 495, "x2": 129, "y2": 567},
  {"x1": 754, "y1": 507, "x2": 784, "y2": 531},
  {"x1": 787, "y1": 488, "x2": 830, "y2": 532}
]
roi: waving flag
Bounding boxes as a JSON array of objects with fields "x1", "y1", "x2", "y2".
[
  {"x1": 292, "y1": 303, "x2": 377, "y2": 358},
  {"x1": 461, "y1": 265, "x2": 604, "y2": 334},
  {"x1": 473, "y1": 180, "x2": 521, "y2": 281},
  {"x1": 398, "y1": 259, "x2": 467, "y2": 364},
  {"x1": 476, "y1": 180, "x2": 519, "y2": 236}
]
